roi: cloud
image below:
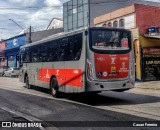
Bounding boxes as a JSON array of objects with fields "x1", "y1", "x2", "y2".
[
  {"x1": 26, "y1": 6, "x2": 63, "y2": 30},
  {"x1": 9, "y1": 0, "x2": 38, "y2": 6},
  {"x1": 44, "y1": 0, "x2": 62, "y2": 6}
]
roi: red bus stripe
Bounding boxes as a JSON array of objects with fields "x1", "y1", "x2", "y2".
[{"x1": 38, "y1": 68, "x2": 83, "y2": 88}]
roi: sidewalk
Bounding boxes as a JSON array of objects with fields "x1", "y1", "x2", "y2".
[{"x1": 135, "y1": 81, "x2": 160, "y2": 90}]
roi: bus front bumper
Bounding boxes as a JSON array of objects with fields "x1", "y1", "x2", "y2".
[{"x1": 86, "y1": 78, "x2": 135, "y2": 92}]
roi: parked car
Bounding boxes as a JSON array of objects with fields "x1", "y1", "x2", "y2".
[
  {"x1": 4, "y1": 68, "x2": 19, "y2": 77},
  {"x1": 0, "y1": 67, "x2": 7, "y2": 76}
]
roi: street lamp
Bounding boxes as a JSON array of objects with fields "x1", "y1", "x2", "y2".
[
  {"x1": 9, "y1": 19, "x2": 32, "y2": 43},
  {"x1": 9, "y1": 19, "x2": 24, "y2": 30}
]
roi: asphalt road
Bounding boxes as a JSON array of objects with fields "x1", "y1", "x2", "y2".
[{"x1": 0, "y1": 77, "x2": 159, "y2": 130}]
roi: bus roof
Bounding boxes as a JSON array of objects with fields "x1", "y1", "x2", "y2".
[{"x1": 20, "y1": 27, "x2": 87, "y2": 49}]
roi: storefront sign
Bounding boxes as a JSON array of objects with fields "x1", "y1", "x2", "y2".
[
  {"x1": 6, "y1": 35, "x2": 25, "y2": 49},
  {"x1": 142, "y1": 48, "x2": 160, "y2": 81}
]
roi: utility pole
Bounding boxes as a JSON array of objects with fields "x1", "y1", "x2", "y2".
[{"x1": 29, "y1": 26, "x2": 32, "y2": 43}]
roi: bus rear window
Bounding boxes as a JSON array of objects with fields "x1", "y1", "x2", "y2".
[{"x1": 90, "y1": 29, "x2": 131, "y2": 52}]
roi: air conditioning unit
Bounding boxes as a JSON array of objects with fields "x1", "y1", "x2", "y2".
[{"x1": 148, "y1": 26, "x2": 159, "y2": 36}]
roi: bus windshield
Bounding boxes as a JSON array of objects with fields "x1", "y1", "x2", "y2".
[{"x1": 90, "y1": 29, "x2": 131, "y2": 53}]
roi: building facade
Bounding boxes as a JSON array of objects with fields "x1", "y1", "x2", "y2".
[
  {"x1": 94, "y1": 4, "x2": 160, "y2": 81},
  {"x1": 63, "y1": 0, "x2": 159, "y2": 32},
  {"x1": 5, "y1": 34, "x2": 26, "y2": 68},
  {"x1": 47, "y1": 18, "x2": 63, "y2": 30},
  {"x1": 63, "y1": 0, "x2": 89, "y2": 32},
  {"x1": 0, "y1": 40, "x2": 6, "y2": 67}
]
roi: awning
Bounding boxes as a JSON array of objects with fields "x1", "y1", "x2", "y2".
[
  {"x1": 144, "y1": 34, "x2": 160, "y2": 39},
  {"x1": 4, "y1": 47, "x2": 19, "y2": 53}
]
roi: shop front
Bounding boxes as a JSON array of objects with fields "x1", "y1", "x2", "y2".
[
  {"x1": 0, "y1": 51, "x2": 5, "y2": 67},
  {"x1": 5, "y1": 34, "x2": 25, "y2": 68},
  {"x1": 0, "y1": 41, "x2": 6, "y2": 67},
  {"x1": 141, "y1": 47, "x2": 160, "y2": 81},
  {"x1": 135, "y1": 35, "x2": 160, "y2": 81}
]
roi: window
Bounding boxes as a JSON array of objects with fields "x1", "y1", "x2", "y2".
[
  {"x1": 73, "y1": 14, "x2": 77, "y2": 21},
  {"x1": 68, "y1": 15, "x2": 72, "y2": 22},
  {"x1": 73, "y1": 8, "x2": 77, "y2": 14},
  {"x1": 84, "y1": 17, "x2": 88, "y2": 26},
  {"x1": 63, "y1": 11, "x2": 67, "y2": 17},
  {"x1": 83, "y1": 4, "x2": 88, "y2": 11},
  {"x1": 21, "y1": 47, "x2": 30, "y2": 62},
  {"x1": 73, "y1": 20, "x2": 78, "y2": 28},
  {"x1": 63, "y1": 3, "x2": 68, "y2": 12},
  {"x1": 119, "y1": 19, "x2": 125, "y2": 28},
  {"x1": 68, "y1": 9, "x2": 72, "y2": 16},
  {"x1": 78, "y1": 0, "x2": 83, "y2": 5},
  {"x1": 83, "y1": 10, "x2": 88, "y2": 18},
  {"x1": 113, "y1": 21, "x2": 118, "y2": 28},
  {"x1": 69, "y1": 33, "x2": 82, "y2": 60},
  {"x1": 91, "y1": 29, "x2": 130, "y2": 52},
  {"x1": 78, "y1": 6, "x2": 83, "y2": 12},
  {"x1": 102, "y1": 23, "x2": 106, "y2": 27},
  {"x1": 73, "y1": 0, "x2": 77, "y2": 8},
  {"x1": 20, "y1": 33, "x2": 83, "y2": 63},
  {"x1": 83, "y1": 0, "x2": 88, "y2": 4},
  {"x1": 78, "y1": 19, "x2": 83, "y2": 27},
  {"x1": 107, "y1": 22, "x2": 112, "y2": 27},
  {"x1": 59, "y1": 33, "x2": 82, "y2": 61},
  {"x1": 68, "y1": 1, "x2": 72, "y2": 10},
  {"x1": 47, "y1": 41, "x2": 59, "y2": 62},
  {"x1": 78, "y1": 12, "x2": 83, "y2": 20},
  {"x1": 68, "y1": 22, "x2": 73, "y2": 29},
  {"x1": 31, "y1": 46, "x2": 40, "y2": 62}
]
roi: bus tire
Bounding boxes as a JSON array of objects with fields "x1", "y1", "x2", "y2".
[
  {"x1": 50, "y1": 77, "x2": 59, "y2": 98},
  {"x1": 25, "y1": 75, "x2": 30, "y2": 89}
]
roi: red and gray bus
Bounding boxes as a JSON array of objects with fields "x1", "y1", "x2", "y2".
[{"x1": 19, "y1": 27, "x2": 135, "y2": 97}]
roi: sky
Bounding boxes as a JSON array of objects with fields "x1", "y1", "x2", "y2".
[
  {"x1": 0, "y1": 0, "x2": 69, "y2": 39},
  {"x1": 0, "y1": 0, "x2": 160, "y2": 40}
]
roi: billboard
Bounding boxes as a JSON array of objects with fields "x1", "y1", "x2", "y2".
[{"x1": 6, "y1": 35, "x2": 26, "y2": 49}]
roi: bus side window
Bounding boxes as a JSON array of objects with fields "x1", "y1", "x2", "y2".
[
  {"x1": 30, "y1": 46, "x2": 40, "y2": 62},
  {"x1": 73, "y1": 33, "x2": 82, "y2": 60},
  {"x1": 59, "y1": 38, "x2": 71, "y2": 61},
  {"x1": 47, "y1": 40, "x2": 59, "y2": 62},
  {"x1": 74, "y1": 49, "x2": 81, "y2": 60}
]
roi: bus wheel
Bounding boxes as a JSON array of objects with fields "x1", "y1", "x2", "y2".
[
  {"x1": 51, "y1": 78, "x2": 59, "y2": 98},
  {"x1": 25, "y1": 75, "x2": 30, "y2": 89}
]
